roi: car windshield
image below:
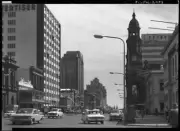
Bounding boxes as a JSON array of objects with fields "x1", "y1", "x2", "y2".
[
  {"x1": 7, "y1": 111, "x2": 14, "y2": 113},
  {"x1": 111, "y1": 110, "x2": 119, "y2": 113},
  {"x1": 51, "y1": 108, "x2": 58, "y2": 111},
  {"x1": 16, "y1": 108, "x2": 33, "y2": 114},
  {"x1": 88, "y1": 111, "x2": 99, "y2": 114}
]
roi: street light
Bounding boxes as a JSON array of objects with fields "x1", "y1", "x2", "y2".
[
  {"x1": 110, "y1": 72, "x2": 125, "y2": 75},
  {"x1": 94, "y1": 34, "x2": 126, "y2": 125}
]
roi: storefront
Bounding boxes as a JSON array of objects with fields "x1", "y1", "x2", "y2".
[{"x1": 18, "y1": 78, "x2": 45, "y2": 110}]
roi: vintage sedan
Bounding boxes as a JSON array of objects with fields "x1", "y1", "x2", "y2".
[
  {"x1": 81, "y1": 109, "x2": 105, "y2": 124},
  {"x1": 10, "y1": 108, "x2": 43, "y2": 125},
  {"x1": 109, "y1": 109, "x2": 123, "y2": 121},
  {"x1": 47, "y1": 108, "x2": 63, "y2": 118},
  {"x1": 4, "y1": 110, "x2": 16, "y2": 118}
]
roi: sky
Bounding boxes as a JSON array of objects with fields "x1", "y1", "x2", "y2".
[{"x1": 46, "y1": 4, "x2": 178, "y2": 108}]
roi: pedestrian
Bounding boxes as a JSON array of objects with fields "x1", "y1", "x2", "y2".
[
  {"x1": 141, "y1": 109, "x2": 145, "y2": 120},
  {"x1": 169, "y1": 103, "x2": 178, "y2": 128},
  {"x1": 155, "y1": 108, "x2": 158, "y2": 116},
  {"x1": 164, "y1": 106, "x2": 169, "y2": 121}
]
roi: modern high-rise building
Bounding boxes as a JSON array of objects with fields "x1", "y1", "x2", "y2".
[
  {"x1": 141, "y1": 33, "x2": 172, "y2": 70},
  {"x1": 2, "y1": 4, "x2": 61, "y2": 107},
  {"x1": 141, "y1": 34, "x2": 172, "y2": 113},
  {"x1": 61, "y1": 51, "x2": 84, "y2": 101}
]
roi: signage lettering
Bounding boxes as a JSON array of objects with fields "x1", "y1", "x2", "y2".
[{"x1": 2, "y1": 4, "x2": 36, "y2": 12}]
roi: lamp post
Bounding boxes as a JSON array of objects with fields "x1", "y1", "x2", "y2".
[{"x1": 94, "y1": 34, "x2": 127, "y2": 125}]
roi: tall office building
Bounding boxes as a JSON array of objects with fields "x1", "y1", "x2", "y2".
[
  {"x1": 141, "y1": 33, "x2": 172, "y2": 70},
  {"x1": 141, "y1": 33, "x2": 172, "y2": 113},
  {"x1": 61, "y1": 51, "x2": 84, "y2": 100},
  {"x1": 2, "y1": 4, "x2": 61, "y2": 107}
]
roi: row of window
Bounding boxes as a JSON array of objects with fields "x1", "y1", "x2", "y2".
[
  {"x1": 7, "y1": 36, "x2": 16, "y2": 41},
  {"x1": 44, "y1": 88, "x2": 59, "y2": 95},
  {"x1": 171, "y1": 53, "x2": 178, "y2": 78},
  {"x1": 44, "y1": 7, "x2": 60, "y2": 31},
  {"x1": 8, "y1": 20, "x2": 16, "y2": 25},
  {"x1": 44, "y1": 29, "x2": 60, "y2": 44},
  {"x1": 44, "y1": 54, "x2": 60, "y2": 67},
  {"x1": 8, "y1": 12, "x2": 16, "y2": 17},
  {"x1": 7, "y1": 43, "x2": 16, "y2": 48},
  {"x1": 148, "y1": 35, "x2": 167, "y2": 40},
  {"x1": 7, "y1": 51, "x2": 15, "y2": 56},
  {"x1": 8, "y1": 28, "x2": 16, "y2": 33},
  {"x1": 44, "y1": 75, "x2": 60, "y2": 86}
]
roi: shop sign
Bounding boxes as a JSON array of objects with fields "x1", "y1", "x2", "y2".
[
  {"x1": 32, "y1": 98, "x2": 45, "y2": 103},
  {"x1": 18, "y1": 78, "x2": 33, "y2": 88},
  {"x1": 2, "y1": 4, "x2": 36, "y2": 12}
]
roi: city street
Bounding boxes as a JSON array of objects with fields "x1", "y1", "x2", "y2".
[
  {"x1": 2, "y1": 114, "x2": 171, "y2": 130},
  {"x1": 2, "y1": 114, "x2": 122, "y2": 130}
]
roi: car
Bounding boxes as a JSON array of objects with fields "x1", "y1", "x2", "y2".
[
  {"x1": 47, "y1": 108, "x2": 63, "y2": 118},
  {"x1": 81, "y1": 109, "x2": 105, "y2": 124},
  {"x1": 109, "y1": 109, "x2": 123, "y2": 121},
  {"x1": 4, "y1": 110, "x2": 16, "y2": 118},
  {"x1": 10, "y1": 108, "x2": 43, "y2": 125}
]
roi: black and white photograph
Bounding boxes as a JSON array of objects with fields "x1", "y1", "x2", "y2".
[{"x1": 2, "y1": 2, "x2": 179, "y2": 129}]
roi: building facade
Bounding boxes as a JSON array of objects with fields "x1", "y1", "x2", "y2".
[
  {"x1": 141, "y1": 33, "x2": 171, "y2": 70},
  {"x1": 86, "y1": 78, "x2": 107, "y2": 110},
  {"x1": 15, "y1": 66, "x2": 45, "y2": 108},
  {"x1": 161, "y1": 25, "x2": 179, "y2": 109},
  {"x1": 141, "y1": 33, "x2": 172, "y2": 113},
  {"x1": 2, "y1": 4, "x2": 61, "y2": 107},
  {"x1": 61, "y1": 51, "x2": 84, "y2": 101},
  {"x1": 146, "y1": 70, "x2": 165, "y2": 114},
  {"x1": 2, "y1": 55, "x2": 19, "y2": 113}
]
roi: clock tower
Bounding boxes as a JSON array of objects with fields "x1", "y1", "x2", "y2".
[{"x1": 125, "y1": 11, "x2": 145, "y2": 122}]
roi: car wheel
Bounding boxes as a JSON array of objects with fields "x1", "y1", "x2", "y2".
[
  {"x1": 29, "y1": 119, "x2": 34, "y2": 125},
  {"x1": 101, "y1": 121, "x2": 104, "y2": 124},
  {"x1": 12, "y1": 122, "x2": 15, "y2": 125},
  {"x1": 83, "y1": 121, "x2": 86, "y2": 124},
  {"x1": 37, "y1": 120, "x2": 40, "y2": 124},
  {"x1": 48, "y1": 116, "x2": 50, "y2": 119}
]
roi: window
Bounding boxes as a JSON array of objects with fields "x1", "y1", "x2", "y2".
[
  {"x1": 172, "y1": 57, "x2": 175, "y2": 77},
  {"x1": 8, "y1": 28, "x2": 16, "y2": 33},
  {"x1": 8, "y1": 12, "x2": 16, "y2": 17},
  {"x1": 176, "y1": 91, "x2": 178, "y2": 103},
  {"x1": 153, "y1": 36, "x2": 155, "y2": 40},
  {"x1": 175, "y1": 54, "x2": 177, "y2": 75},
  {"x1": 8, "y1": 20, "x2": 16, "y2": 25},
  {"x1": 7, "y1": 52, "x2": 15, "y2": 57},
  {"x1": 7, "y1": 43, "x2": 16, "y2": 48},
  {"x1": 8, "y1": 36, "x2": 16, "y2": 41},
  {"x1": 160, "y1": 82, "x2": 164, "y2": 91},
  {"x1": 161, "y1": 36, "x2": 163, "y2": 39},
  {"x1": 160, "y1": 103, "x2": 164, "y2": 112}
]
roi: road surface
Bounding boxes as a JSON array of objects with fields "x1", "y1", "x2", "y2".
[
  {"x1": 2, "y1": 114, "x2": 122, "y2": 130},
  {"x1": 2, "y1": 114, "x2": 171, "y2": 130}
]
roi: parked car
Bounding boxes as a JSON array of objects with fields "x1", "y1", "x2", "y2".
[
  {"x1": 109, "y1": 109, "x2": 123, "y2": 121},
  {"x1": 39, "y1": 111, "x2": 45, "y2": 119},
  {"x1": 81, "y1": 109, "x2": 105, "y2": 124},
  {"x1": 47, "y1": 108, "x2": 63, "y2": 118},
  {"x1": 10, "y1": 108, "x2": 43, "y2": 125},
  {"x1": 4, "y1": 110, "x2": 16, "y2": 118}
]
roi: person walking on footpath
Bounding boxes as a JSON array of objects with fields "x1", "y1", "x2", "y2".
[
  {"x1": 141, "y1": 109, "x2": 145, "y2": 120},
  {"x1": 169, "y1": 103, "x2": 178, "y2": 128},
  {"x1": 165, "y1": 106, "x2": 169, "y2": 121}
]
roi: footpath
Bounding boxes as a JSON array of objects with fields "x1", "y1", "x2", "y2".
[{"x1": 126, "y1": 115, "x2": 171, "y2": 128}]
